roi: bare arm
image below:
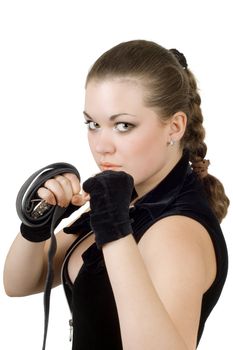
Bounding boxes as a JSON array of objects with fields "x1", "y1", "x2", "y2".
[
  {"x1": 3, "y1": 228, "x2": 78, "y2": 297},
  {"x1": 102, "y1": 216, "x2": 216, "y2": 350}
]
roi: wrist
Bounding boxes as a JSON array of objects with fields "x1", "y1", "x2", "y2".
[
  {"x1": 20, "y1": 222, "x2": 51, "y2": 242},
  {"x1": 90, "y1": 213, "x2": 133, "y2": 249}
]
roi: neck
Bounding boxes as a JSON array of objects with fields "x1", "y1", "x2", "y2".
[{"x1": 134, "y1": 150, "x2": 183, "y2": 201}]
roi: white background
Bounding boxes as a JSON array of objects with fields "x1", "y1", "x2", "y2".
[{"x1": 0, "y1": 0, "x2": 232, "y2": 349}]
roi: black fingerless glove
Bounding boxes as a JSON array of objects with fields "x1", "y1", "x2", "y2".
[
  {"x1": 82, "y1": 170, "x2": 134, "y2": 249},
  {"x1": 20, "y1": 203, "x2": 80, "y2": 242}
]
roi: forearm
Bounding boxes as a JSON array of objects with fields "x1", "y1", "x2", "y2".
[
  {"x1": 3, "y1": 233, "x2": 47, "y2": 297},
  {"x1": 103, "y1": 234, "x2": 189, "y2": 350}
]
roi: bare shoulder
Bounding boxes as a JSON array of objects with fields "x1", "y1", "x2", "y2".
[
  {"x1": 138, "y1": 215, "x2": 217, "y2": 348},
  {"x1": 138, "y1": 215, "x2": 217, "y2": 292}
]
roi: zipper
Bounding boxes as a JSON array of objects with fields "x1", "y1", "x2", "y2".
[
  {"x1": 61, "y1": 230, "x2": 93, "y2": 342},
  {"x1": 69, "y1": 319, "x2": 73, "y2": 342}
]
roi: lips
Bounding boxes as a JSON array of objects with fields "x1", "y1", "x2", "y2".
[{"x1": 100, "y1": 162, "x2": 122, "y2": 171}]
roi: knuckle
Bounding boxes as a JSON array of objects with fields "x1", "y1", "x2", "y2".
[
  {"x1": 60, "y1": 176, "x2": 70, "y2": 186},
  {"x1": 55, "y1": 175, "x2": 70, "y2": 187},
  {"x1": 37, "y1": 187, "x2": 56, "y2": 205},
  {"x1": 47, "y1": 191, "x2": 55, "y2": 203},
  {"x1": 44, "y1": 178, "x2": 55, "y2": 188},
  {"x1": 64, "y1": 173, "x2": 81, "y2": 194},
  {"x1": 65, "y1": 173, "x2": 79, "y2": 182},
  {"x1": 37, "y1": 187, "x2": 46, "y2": 199}
]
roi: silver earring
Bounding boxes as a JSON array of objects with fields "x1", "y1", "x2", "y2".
[{"x1": 169, "y1": 139, "x2": 175, "y2": 146}]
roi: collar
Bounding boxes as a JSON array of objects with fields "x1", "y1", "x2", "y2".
[{"x1": 130, "y1": 151, "x2": 192, "y2": 239}]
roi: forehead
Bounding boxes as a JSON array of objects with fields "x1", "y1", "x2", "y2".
[{"x1": 84, "y1": 78, "x2": 146, "y2": 112}]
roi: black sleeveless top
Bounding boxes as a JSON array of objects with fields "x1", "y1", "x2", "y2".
[{"x1": 62, "y1": 153, "x2": 228, "y2": 349}]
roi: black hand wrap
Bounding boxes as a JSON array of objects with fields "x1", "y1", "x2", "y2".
[
  {"x1": 16, "y1": 162, "x2": 81, "y2": 350},
  {"x1": 20, "y1": 203, "x2": 79, "y2": 242},
  {"x1": 83, "y1": 170, "x2": 134, "y2": 249}
]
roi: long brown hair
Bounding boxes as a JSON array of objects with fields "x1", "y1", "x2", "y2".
[{"x1": 85, "y1": 39, "x2": 229, "y2": 222}]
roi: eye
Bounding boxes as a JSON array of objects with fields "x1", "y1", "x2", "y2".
[
  {"x1": 114, "y1": 122, "x2": 134, "y2": 133},
  {"x1": 84, "y1": 120, "x2": 100, "y2": 130}
]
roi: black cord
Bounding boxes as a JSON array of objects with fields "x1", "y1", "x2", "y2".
[
  {"x1": 16, "y1": 163, "x2": 80, "y2": 350},
  {"x1": 42, "y1": 205, "x2": 66, "y2": 349}
]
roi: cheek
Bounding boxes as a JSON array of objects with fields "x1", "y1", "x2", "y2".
[
  {"x1": 122, "y1": 130, "x2": 167, "y2": 180},
  {"x1": 87, "y1": 133, "x2": 96, "y2": 156},
  {"x1": 127, "y1": 127, "x2": 166, "y2": 158}
]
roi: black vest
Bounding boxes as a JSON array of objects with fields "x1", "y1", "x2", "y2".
[{"x1": 62, "y1": 152, "x2": 228, "y2": 349}]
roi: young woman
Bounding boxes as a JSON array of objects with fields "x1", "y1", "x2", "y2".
[{"x1": 4, "y1": 40, "x2": 229, "y2": 350}]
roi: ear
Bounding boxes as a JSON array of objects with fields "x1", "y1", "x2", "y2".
[{"x1": 167, "y1": 111, "x2": 187, "y2": 142}]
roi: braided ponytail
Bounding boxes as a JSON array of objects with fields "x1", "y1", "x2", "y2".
[
  {"x1": 85, "y1": 39, "x2": 230, "y2": 222},
  {"x1": 183, "y1": 69, "x2": 230, "y2": 222}
]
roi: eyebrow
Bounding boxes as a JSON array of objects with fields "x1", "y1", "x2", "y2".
[{"x1": 83, "y1": 111, "x2": 136, "y2": 121}]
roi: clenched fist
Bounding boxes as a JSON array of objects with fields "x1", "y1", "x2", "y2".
[
  {"x1": 38, "y1": 172, "x2": 90, "y2": 208},
  {"x1": 83, "y1": 170, "x2": 134, "y2": 249}
]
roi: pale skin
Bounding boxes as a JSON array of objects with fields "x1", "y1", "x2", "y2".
[{"x1": 4, "y1": 78, "x2": 216, "y2": 349}]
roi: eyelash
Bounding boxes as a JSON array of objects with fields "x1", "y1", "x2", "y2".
[{"x1": 84, "y1": 120, "x2": 135, "y2": 133}]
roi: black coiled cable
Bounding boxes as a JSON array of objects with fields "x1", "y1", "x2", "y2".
[{"x1": 16, "y1": 162, "x2": 80, "y2": 350}]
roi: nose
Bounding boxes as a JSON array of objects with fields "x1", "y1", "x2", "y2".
[{"x1": 93, "y1": 129, "x2": 116, "y2": 155}]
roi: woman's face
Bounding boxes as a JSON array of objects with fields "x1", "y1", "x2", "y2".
[{"x1": 84, "y1": 78, "x2": 175, "y2": 195}]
